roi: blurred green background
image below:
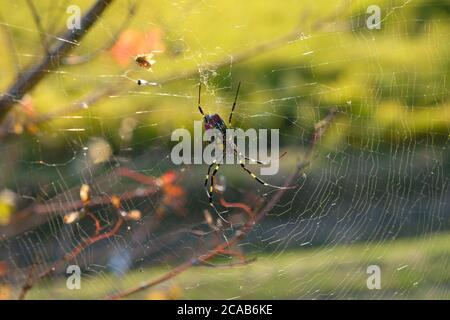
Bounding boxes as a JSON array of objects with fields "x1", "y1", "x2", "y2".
[{"x1": 0, "y1": 0, "x2": 449, "y2": 299}]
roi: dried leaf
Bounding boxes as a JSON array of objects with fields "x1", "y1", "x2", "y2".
[
  {"x1": 125, "y1": 210, "x2": 141, "y2": 221},
  {"x1": 80, "y1": 184, "x2": 90, "y2": 204},
  {"x1": 111, "y1": 195, "x2": 121, "y2": 209},
  {"x1": 204, "y1": 210, "x2": 213, "y2": 227},
  {"x1": 63, "y1": 211, "x2": 81, "y2": 224}
]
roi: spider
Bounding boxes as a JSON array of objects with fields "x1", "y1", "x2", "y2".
[{"x1": 197, "y1": 82, "x2": 292, "y2": 218}]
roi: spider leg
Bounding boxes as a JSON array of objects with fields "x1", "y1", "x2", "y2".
[
  {"x1": 233, "y1": 144, "x2": 265, "y2": 165},
  {"x1": 204, "y1": 160, "x2": 229, "y2": 222},
  {"x1": 233, "y1": 143, "x2": 287, "y2": 165},
  {"x1": 204, "y1": 161, "x2": 215, "y2": 198},
  {"x1": 209, "y1": 162, "x2": 221, "y2": 204},
  {"x1": 209, "y1": 162, "x2": 231, "y2": 222},
  {"x1": 239, "y1": 159, "x2": 295, "y2": 190},
  {"x1": 228, "y1": 81, "x2": 241, "y2": 126},
  {"x1": 198, "y1": 83, "x2": 205, "y2": 116}
]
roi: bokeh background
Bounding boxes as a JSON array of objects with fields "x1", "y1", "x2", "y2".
[{"x1": 0, "y1": 0, "x2": 449, "y2": 299}]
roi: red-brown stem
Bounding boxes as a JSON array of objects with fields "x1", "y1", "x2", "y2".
[
  {"x1": 64, "y1": 217, "x2": 124, "y2": 263},
  {"x1": 214, "y1": 249, "x2": 245, "y2": 261},
  {"x1": 86, "y1": 212, "x2": 101, "y2": 235},
  {"x1": 199, "y1": 257, "x2": 257, "y2": 268},
  {"x1": 219, "y1": 197, "x2": 255, "y2": 219},
  {"x1": 15, "y1": 169, "x2": 162, "y2": 298},
  {"x1": 3, "y1": 185, "x2": 157, "y2": 240},
  {"x1": 19, "y1": 216, "x2": 124, "y2": 299},
  {"x1": 115, "y1": 167, "x2": 157, "y2": 186},
  {"x1": 2, "y1": 167, "x2": 160, "y2": 240}
]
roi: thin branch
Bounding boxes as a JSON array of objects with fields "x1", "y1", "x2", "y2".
[
  {"x1": 219, "y1": 197, "x2": 255, "y2": 219},
  {"x1": 25, "y1": 0, "x2": 49, "y2": 54},
  {"x1": 19, "y1": 215, "x2": 124, "y2": 300},
  {"x1": 105, "y1": 108, "x2": 338, "y2": 300},
  {"x1": 33, "y1": 85, "x2": 123, "y2": 127},
  {"x1": 0, "y1": 0, "x2": 115, "y2": 121},
  {"x1": 198, "y1": 257, "x2": 257, "y2": 268},
  {"x1": 9, "y1": 185, "x2": 155, "y2": 226},
  {"x1": 17, "y1": 167, "x2": 164, "y2": 299},
  {"x1": 86, "y1": 212, "x2": 101, "y2": 235},
  {"x1": 0, "y1": 167, "x2": 159, "y2": 239},
  {"x1": 0, "y1": 12, "x2": 21, "y2": 75},
  {"x1": 18, "y1": 188, "x2": 129, "y2": 300},
  {"x1": 62, "y1": 1, "x2": 138, "y2": 66}
]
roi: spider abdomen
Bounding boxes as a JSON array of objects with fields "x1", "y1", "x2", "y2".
[{"x1": 204, "y1": 114, "x2": 228, "y2": 135}]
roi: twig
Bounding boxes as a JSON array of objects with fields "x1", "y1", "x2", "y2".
[
  {"x1": 105, "y1": 108, "x2": 338, "y2": 300},
  {"x1": 25, "y1": 0, "x2": 49, "y2": 54},
  {"x1": 0, "y1": 167, "x2": 160, "y2": 239},
  {"x1": 114, "y1": 167, "x2": 157, "y2": 186},
  {"x1": 198, "y1": 257, "x2": 257, "y2": 268},
  {"x1": 0, "y1": 11, "x2": 20, "y2": 75},
  {"x1": 32, "y1": 86, "x2": 120, "y2": 126},
  {"x1": 62, "y1": 1, "x2": 138, "y2": 66},
  {"x1": 0, "y1": 0, "x2": 115, "y2": 121},
  {"x1": 18, "y1": 215, "x2": 124, "y2": 300},
  {"x1": 86, "y1": 212, "x2": 101, "y2": 235},
  {"x1": 219, "y1": 197, "x2": 255, "y2": 219},
  {"x1": 18, "y1": 190, "x2": 129, "y2": 299}
]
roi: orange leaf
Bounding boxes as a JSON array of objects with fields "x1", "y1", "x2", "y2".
[
  {"x1": 111, "y1": 28, "x2": 165, "y2": 66},
  {"x1": 160, "y1": 171, "x2": 177, "y2": 185},
  {"x1": 164, "y1": 185, "x2": 185, "y2": 198},
  {"x1": 111, "y1": 195, "x2": 121, "y2": 209}
]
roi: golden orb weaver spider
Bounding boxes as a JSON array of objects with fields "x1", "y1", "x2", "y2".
[{"x1": 197, "y1": 82, "x2": 293, "y2": 219}]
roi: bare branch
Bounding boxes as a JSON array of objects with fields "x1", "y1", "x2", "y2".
[
  {"x1": 0, "y1": 0, "x2": 116, "y2": 122},
  {"x1": 0, "y1": 12, "x2": 21, "y2": 75},
  {"x1": 62, "y1": 1, "x2": 138, "y2": 66},
  {"x1": 25, "y1": 0, "x2": 49, "y2": 54},
  {"x1": 0, "y1": 167, "x2": 159, "y2": 239},
  {"x1": 19, "y1": 207, "x2": 125, "y2": 299}
]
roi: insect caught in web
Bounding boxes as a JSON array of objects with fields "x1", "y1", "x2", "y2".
[
  {"x1": 135, "y1": 53, "x2": 156, "y2": 70},
  {"x1": 197, "y1": 82, "x2": 293, "y2": 220},
  {"x1": 132, "y1": 51, "x2": 163, "y2": 85}
]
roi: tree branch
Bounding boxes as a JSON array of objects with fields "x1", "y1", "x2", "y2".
[
  {"x1": 0, "y1": 167, "x2": 159, "y2": 239},
  {"x1": 25, "y1": 0, "x2": 49, "y2": 54},
  {"x1": 0, "y1": 0, "x2": 115, "y2": 122}
]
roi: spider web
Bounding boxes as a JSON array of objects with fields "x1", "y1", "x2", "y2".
[{"x1": 0, "y1": 0, "x2": 449, "y2": 300}]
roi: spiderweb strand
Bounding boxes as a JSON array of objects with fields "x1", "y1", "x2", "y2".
[
  {"x1": 105, "y1": 108, "x2": 337, "y2": 299},
  {"x1": 0, "y1": 0, "x2": 115, "y2": 121}
]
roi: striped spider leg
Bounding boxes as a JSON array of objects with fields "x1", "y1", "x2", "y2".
[{"x1": 197, "y1": 82, "x2": 294, "y2": 220}]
